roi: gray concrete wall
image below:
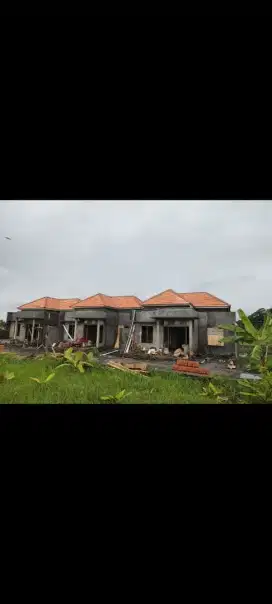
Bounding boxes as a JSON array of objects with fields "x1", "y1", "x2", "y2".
[
  {"x1": 7, "y1": 312, "x2": 19, "y2": 322},
  {"x1": 195, "y1": 310, "x2": 235, "y2": 356},
  {"x1": 207, "y1": 311, "x2": 236, "y2": 356},
  {"x1": 198, "y1": 313, "x2": 208, "y2": 354},
  {"x1": 118, "y1": 311, "x2": 132, "y2": 326},
  {"x1": 75, "y1": 322, "x2": 85, "y2": 339},
  {"x1": 135, "y1": 307, "x2": 198, "y2": 322},
  {"x1": 17, "y1": 310, "x2": 46, "y2": 320},
  {"x1": 8, "y1": 320, "x2": 25, "y2": 341},
  {"x1": 18, "y1": 324, "x2": 26, "y2": 342},
  {"x1": 69, "y1": 309, "x2": 107, "y2": 320},
  {"x1": 47, "y1": 326, "x2": 62, "y2": 346},
  {"x1": 9, "y1": 321, "x2": 16, "y2": 338},
  {"x1": 193, "y1": 319, "x2": 199, "y2": 353},
  {"x1": 104, "y1": 310, "x2": 118, "y2": 348}
]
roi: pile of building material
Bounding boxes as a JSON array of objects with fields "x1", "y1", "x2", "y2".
[
  {"x1": 107, "y1": 360, "x2": 148, "y2": 376},
  {"x1": 172, "y1": 358, "x2": 210, "y2": 376}
]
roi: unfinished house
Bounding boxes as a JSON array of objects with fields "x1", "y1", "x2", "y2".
[
  {"x1": 7, "y1": 297, "x2": 80, "y2": 347},
  {"x1": 133, "y1": 290, "x2": 236, "y2": 356},
  {"x1": 6, "y1": 289, "x2": 236, "y2": 356},
  {"x1": 62, "y1": 294, "x2": 143, "y2": 348}
]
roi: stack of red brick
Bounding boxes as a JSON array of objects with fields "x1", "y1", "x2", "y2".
[{"x1": 172, "y1": 358, "x2": 210, "y2": 376}]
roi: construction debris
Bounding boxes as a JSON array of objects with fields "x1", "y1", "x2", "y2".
[
  {"x1": 173, "y1": 348, "x2": 183, "y2": 357},
  {"x1": 147, "y1": 347, "x2": 157, "y2": 355},
  {"x1": 227, "y1": 360, "x2": 236, "y2": 370},
  {"x1": 125, "y1": 362, "x2": 148, "y2": 371},
  {"x1": 100, "y1": 349, "x2": 120, "y2": 357},
  {"x1": 172, "y1": 358, "x2": 210, "y2": 376},
  {"x1": 107, "y1": 360, "x2": 148, "y2": 376}
]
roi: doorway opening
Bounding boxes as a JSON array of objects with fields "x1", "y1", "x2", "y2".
[
  {"x1": 163, "y1": 326, "x2": 189, "y2": 352},
  {"x1": 84, "y1": 324, "x2": 97, "y2": 345}
]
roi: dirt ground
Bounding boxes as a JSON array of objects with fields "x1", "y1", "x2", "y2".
[{"x1": 102, "y1": 354, "x2": 241, "y2": 379}]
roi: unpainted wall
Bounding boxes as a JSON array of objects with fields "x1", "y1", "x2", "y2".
[
  {"x1": 47, "y1": 326, "x2": 62, "y2": 346},
  {"x1": 105, "y1": 310, "x2": 119, "y2": 348},
  {"x1": 18, "y1": 323, "x2": 26, "y2": 342},
  {"x1": 9, "y1": 321, "x2": 16, "y2": 338},
  {"x1": 206, "y1": 311, "x2": 236, "y2": 356},
  {"x1": 195, "y1": 310, "x2": 235, "y2": 356},
  {"x1": 135, "y1": 307, "x2": 198, "y2": 322},
  {"x1": 118, "y1": 311, "x2": 132, "y2": 326}
]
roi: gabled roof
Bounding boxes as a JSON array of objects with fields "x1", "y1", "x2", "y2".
[
  {"x1": 18, "y1": 297, "x2": 80, "y2": 311},
  {"x1": 179, "y1": 292, "x2": 230, "y2": 308},
  {"x1": 109, "y1": 296, "x2": 143, "y2": 309},
  {"x1": 73, "y1": 294, "x2": 143, "y2": 310},
  {"x1": 143, "y1": 289, "x2": 190, "y2": 307}
]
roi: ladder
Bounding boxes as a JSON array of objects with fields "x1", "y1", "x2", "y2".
[{"x1": 124, "y1": 310, "x2": 136, "y2": 354}]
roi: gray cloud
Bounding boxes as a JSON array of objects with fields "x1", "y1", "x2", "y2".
[{"x1": 0, "y1": 200, "x2": 271, "y2": 319}]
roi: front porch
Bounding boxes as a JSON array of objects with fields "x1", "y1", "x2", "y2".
[{"x1": 138, "y1": 318, "x2": 198, "y2": 353}]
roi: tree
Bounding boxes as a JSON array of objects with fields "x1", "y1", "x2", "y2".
[{"x1": 239, "y1": 307, "x2": 272, "y2": 330}]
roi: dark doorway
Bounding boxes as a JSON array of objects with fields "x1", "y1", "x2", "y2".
[
  {"x1": 163, "y1": 326, "x2": 189, "y2": 351},
  {"x1": 84, "y1": 324, "x2": 97, "y2": 345}
]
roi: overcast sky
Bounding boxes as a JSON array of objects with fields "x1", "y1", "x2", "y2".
[{"x1": 0, "y1": 200, "x2": 271, "y2": 319}]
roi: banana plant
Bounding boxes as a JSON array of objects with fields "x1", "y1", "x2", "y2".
[
  {"x1": 0, "y1": 370, "x2": 15, "y2": 382},
  {"x1": 30, "y1": 372, "x2": 55, "y2": 384},
  {"x1": 201, "y1": 381, "x2": 229, "y2": 403},
  {"x1": 219, "y1": 309, "x2": 272, "y2": 369},
  {"x1": 239, "y1": 371, "x2": 272, "y2": 403},
  {"x1": 100, "y1": 389, "x2": 132, "y2": 403},
  {"x1": 55, "y1": 347, "x2": 96, "y2": 374}
]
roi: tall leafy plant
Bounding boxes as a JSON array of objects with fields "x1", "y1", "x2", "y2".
[
  {"x1": 55, "y1": 347, "x2": 97, "y2": 374},
  {"x1": 219, "y1": 309, "x2": 272, "y2": 369}
]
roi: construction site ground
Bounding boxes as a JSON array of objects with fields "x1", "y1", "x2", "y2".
[
  {"x1": 102, "y1": 354, "x2": 241, "y2": 378},
  {"x1": 2, "y1": 344, "x2": 241, "y2": 379}
]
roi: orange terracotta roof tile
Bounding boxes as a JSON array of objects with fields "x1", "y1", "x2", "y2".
[
  {"x1": 73, "y1": 294, "x2": 143, "y2": 310},
  {"x1": 143, "y1": 289, "x2": 189, "y2": 306},
  {"x1": 179, "y1": 292, "x2": 230, "y2": 307},
  {"x1": 18, "y1": 297, "x2": 81, "y2": 311},
  {"x1": 109, "y1": 296, "x2": 143, "y2": 309}
]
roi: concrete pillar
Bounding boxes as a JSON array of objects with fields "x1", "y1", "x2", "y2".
[
  {"x1": 155, "y1": 321, "x2": 161, "y2": 348},
  {"x1": 189, "y1": 320, "x2": 193, "y2": 353},
  {"x1": 192, "y1": 319, "x2": 198, "y2": 353},
  {"x1": 74, "y1": 319, "x2": 78, "y2": 340},
  {"x1": 76, "y1": 322, "x2": 84, "y2": 339},
  {"x1": 9, "y1": 322, "x2": 14, "y2": 339},
  {"x1": 96, "y1": 321, "x2": 101, "y2": 348},
  {"x1": 101, "y1": 321, "x2": 105, "y2": 346},
  {"x1": 19, "y1": 324, "x2": 26, "y2": 342},
  {"x1": 31, "y1": 319, "x2": 35, "y2": 344},
  {"x1": 14, "y1": 319, "x2": 18, "y2": 339}
]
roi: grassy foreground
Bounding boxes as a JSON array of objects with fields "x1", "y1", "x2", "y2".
[{"x1": 0, "y1": 354, "x2": 240, "y2": 404}]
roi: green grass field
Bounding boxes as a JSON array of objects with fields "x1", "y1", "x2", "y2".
[{"x1": 0, "y1": 353, "x2": 240, "y2": 404}]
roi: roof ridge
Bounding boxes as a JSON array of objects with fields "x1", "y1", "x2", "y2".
[
  {"x1": 144, "y1": 288, "x2": 180, "y2": 300},
  {"x1": 143, "y1": 289, "x2": 189, "y2": 305}
]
